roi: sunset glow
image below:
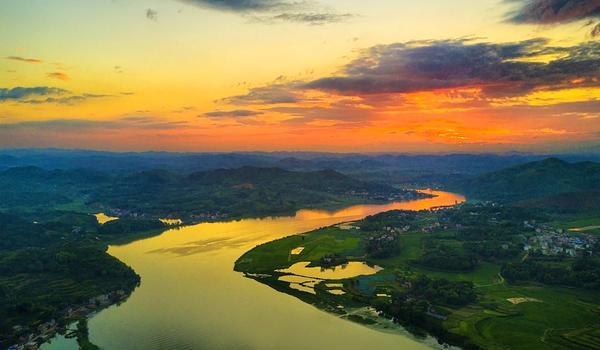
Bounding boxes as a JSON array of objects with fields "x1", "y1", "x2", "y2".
[{"x1": 1, "y1": 0, "x2": 598, "y2": 152}]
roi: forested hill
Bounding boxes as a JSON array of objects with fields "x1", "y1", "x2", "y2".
[
  {"x1": 4, "y1": 149, "x2": 600, "y2": 188},
  {"x1": 185, "y1": 167, "x2": 385, "y2": 192},
  {"x1": 461, "y1": 158, "x2": 600, "y2": 204},
  {"x1": 0, "y1": 164, "x2": 426, "y2": 346},
  {"x1": 0, "y1": 165, "x2": 421, "y2": 221}
]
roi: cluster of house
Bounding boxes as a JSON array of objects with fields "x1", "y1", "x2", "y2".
[
  {"x1": 420, "y1": 222, "x2": 443, "y2": 233},
  {"x1": 6, "y1": 319, "x2": 57, "y2": 350},
  {"x1": 6, "y1": 290, "x2": 128, "y2": 350},
  {"x1": 345, "y1": 190, "x2": 376, "y2": 197},
  {"x1": 336, "y1": 222, "x2": 358, "y2": 230},
  {"x1": 365, "y1": 231, "x2": 398, "y2": 245},
  {"x1": 106, "y1": 207, "x2": 227, "y2": 223},
  {"x1": 188, "y1": 212, "x2": 227, "y2": 221},
  {"x1": 523, "y1": 221, "x2": 597, "y2": 257},
  {"x1": 344, "y1": 189, "x2": 420, "y2": 202},
  {"x1": 379, "y1": 215, "x2": 453, "y2": 234},
  {"x1": 382, "y1": 225, "x2": 412, "y2": 234},
  {"x1": 107, "y1": 208, "x2": 147, "y2": 219}
]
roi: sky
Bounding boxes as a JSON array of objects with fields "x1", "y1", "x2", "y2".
[{"x1": 0, "y1": 0, "x2": 599, "y2": 153}]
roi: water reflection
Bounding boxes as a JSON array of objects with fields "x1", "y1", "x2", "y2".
[
  {"x1": 95, "y1": 213, "x2": 118, "y2": 224},
  {"x1": 278, "y1": 261, "x2": 383, "y2": 280},
  {"x1": 278, "y1": 275, "x2": 320, "y2": 295},
  {"x1": 83, "y1": 190, "x2": 464, "y2": 350},
  {"x1": 328, "y1": 289, "x2": 346, "y2": 295},
  {"x1": 160, "y1": 218, "x2": 183, "y2": 225},
  {"x1": 294, "y1": 189, "x2": 458, "y2": 221}
]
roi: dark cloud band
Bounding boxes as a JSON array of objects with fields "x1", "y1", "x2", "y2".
[
  {"x1": 178, "y1": 0, "x2": 289, "y2": 12},
  {"x1": 507, "y1": 0, "x2": 599, "y2": 24},
  {"x1": 176, "y1": 0, "x2": 353, "y2": 24},
  {"x1": 0, "y1": 117, "x2": 188, "y2": 130},
  {"x1": 303, "y1": 39, "x2": 600, "y2": 96},
  {"x1": 0, "y1": 87, "x2": 68, "y2": 101},
  {"x1": 5, "y1": 56, "x2": 43, "y2": 64},
  {"x1": 0, "y1": 86, "x2": 112, "y2": 104}
]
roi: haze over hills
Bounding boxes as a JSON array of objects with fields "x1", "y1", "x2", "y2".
[
  {"x1": 3, "y1": 0, "x2": 600, "y2": 348},
  {"x1": 2, "y1": 149, "x2": 600, "y2": 187},
  {"x1": 3, "y1": 152, "x2": 600, "y2": 217},
  {"x1": 1, "y1": 151, "x2": 600, "y2": 349},
  {"x1": 0, "y1": 165, "x2": 420, "y2": 222}
]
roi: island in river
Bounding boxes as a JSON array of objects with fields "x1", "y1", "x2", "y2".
[
  {"x1": 235, "y1": 199, "x2": 600, "y2": 350},
  {"x1": 39, "y1": 190, "x2": 463, "y2": 350}
]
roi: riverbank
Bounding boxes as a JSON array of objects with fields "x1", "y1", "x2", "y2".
[
  {"x1": 234, "y1": 200, "x2": 600, "y2": 349},
  {"x1": 0, "y1": 244, "x2": 141, "y2": 350},
  {"x1": 9, "y1": 289, "x2": 134, "y2": 350},
  {"x1": 37, "y1": 192, "x2": 464, "y2": 350},
  {"x1": 0, "y1": 216, "x2": 178, "y2": 349},
  {"x1": 6, "y1": 224, "x2": 192, "y2": 350},
  {"x1": 12, "y1": 194, "x2": 426, "y2": 349}
]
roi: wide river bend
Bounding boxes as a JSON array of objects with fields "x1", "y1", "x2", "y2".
[{"x1": 43, "y1": 190, "x2": 465, "y2": 350}]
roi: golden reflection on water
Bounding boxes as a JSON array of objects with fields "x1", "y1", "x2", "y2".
[
  {"x1": 94, "y1": 213, "x2": 118, "y2": 224},
  {"x1": 278, "y1": 275, "x2": 320, "y2": 295},
  {"x1": 290, "y1": 246, "x2": 305, "y2": 255},
  {"x1": 278, "y1": 261, "x2": 383, "y2": 280},
  {"x1": 328, "y1": 289, "x2": 346, "y2": 295},
  {"x1": 294, "y1": 189, "x2": 460, "y2": 221},
  {"x1": 85, "y1": 190, "x2": 464, "y2": 350},
  {"x1": 160, "y1": 218, "x2": 183, "y2": 225}
]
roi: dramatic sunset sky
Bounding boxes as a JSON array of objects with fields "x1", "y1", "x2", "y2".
[{"x1": 1, "y1": 0, "x2": 599, "y2": 152}]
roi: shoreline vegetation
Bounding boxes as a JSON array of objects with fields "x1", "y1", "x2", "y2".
[
  {"x1": 0, "y1": 165, "x2": 427, "y2": 349},
  {"x1": 0, "y1": 165, "x2": 427, "y2": 224},
  {"x1": 0, "y1": 219, "x2": 173, "y2": 350},
  {"x1": 234, "y1": 202, "x2": 600, "y2": 350},
  {"x1": 2, "y1": 157, "x2": 599, "y2": 349}
]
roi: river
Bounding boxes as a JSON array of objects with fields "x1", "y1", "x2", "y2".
[{"x1": 42, "y1": 190, "x2": 464, "y2": 350}]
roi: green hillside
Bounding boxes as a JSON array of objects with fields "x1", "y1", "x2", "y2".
[
  {"x1": 517, "y1": 190, "x2": 600, "y2": 213},
  {"x1": 0, "y1": 166, "x2": 421, "y2": 222},
  {"x1": 461, "y1": 158, "x2": 600, "y2": 203}
]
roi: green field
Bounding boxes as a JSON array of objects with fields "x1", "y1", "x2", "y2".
[
  {"x1": 368, "y1": 232, "x2": 501, "y2": 286},
  {"x1": 236, "y1": 226, "x2": 365, "y2": 273},
  {"x1": 235, "y1": 208, "x2": 600, "y2": 350},
  {"x1": 446, "y1": 284, "x2": 600, "y2": 349},
  {"x1": 553, "y1": 214, "x2": 600, "y2": 236}
]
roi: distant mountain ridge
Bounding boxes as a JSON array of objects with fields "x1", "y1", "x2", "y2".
[
  {"x1": 2, "y1": 149, "x2": 600, "y2": 177},
  {"x1": 0, "y1": 165, "x2": 416, "y2": 221},
  {"x1": 462, "y1": 158, "x2": 600, "y2": 203}
]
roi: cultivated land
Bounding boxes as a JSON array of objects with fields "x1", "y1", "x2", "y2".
[{"x1": 235, "y1": 204, "x2": 600, "y2": 350}]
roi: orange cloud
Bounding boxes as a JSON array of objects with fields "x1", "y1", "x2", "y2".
[{"x1": 47, "y1": 72, "x2": 70, "y2": 81}]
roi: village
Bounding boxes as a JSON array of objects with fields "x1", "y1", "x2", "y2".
[
  {"x1": 104, "y1": 207, "x2": 227, "y2": 223},
  {"x1": 523, "y1": 221, "x2": 597, "y2": 257},
  {"x1": 346, "y1": 202, "x2": 598, "y2": 261},
  {"x1": 6, "y1": 289, "x2": 129, "y2": 350}
]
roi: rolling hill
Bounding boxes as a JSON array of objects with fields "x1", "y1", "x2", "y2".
[
  {"x1": 0, "y1": 165, "x2": 420, "y2": 222},
  {"x1": 461, "y1": 158, "x2": 600, "y2": 203}
]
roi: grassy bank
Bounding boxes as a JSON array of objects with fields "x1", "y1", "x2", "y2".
[{"x1": 235, "y1": 205, "x2": 600, "y2": 349}]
